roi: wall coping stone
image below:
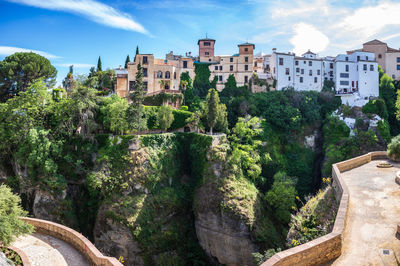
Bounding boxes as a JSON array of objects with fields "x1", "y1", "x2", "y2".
[
  {"x1": 262, "y1": 151, "x2": 387, "y2": 266},
  {"x1": 20, "y1": 217, "x2": 122, "y2": 266}
]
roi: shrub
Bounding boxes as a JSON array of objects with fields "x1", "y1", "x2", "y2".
[
  {"x1": 388, "y1": 134, "x2": 400, "y2": 161},
  {"x1": 377, "y1": 120, "x2": 391, "y2": 143},
  {"x1": 179, "y1": 105, "x2": 189, "y2": 111},
  {"x1": 0, "y1": 185, "x2": 34, "y2": 246},
  {"x1": 170, "y1": 109, "x2": 192, "y2": 130},
  {"x1": 158, "y1": 106, "x2": 174, "y2": 132},
  {"x1": 362, "y1": 99, "x2": 388, "y2": 120}
]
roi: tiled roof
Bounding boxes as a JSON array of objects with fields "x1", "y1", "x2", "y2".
[
  {"x1": 198, "y1": 38, "x2": 215, "y2": 44},
  {"x1": 363, "y1": 39, "x2": 386, "y2": 45},
  {"x1": 302, "y1": 50, "x2": 316, "y2": 55},
  {"x1": 238, "y1": 42, "x2": 255, "y2": 48}
]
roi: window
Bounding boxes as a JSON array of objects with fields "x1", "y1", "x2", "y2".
[
  {"x1": 296, "y1": 67, "x2": 300, "y2": 73},
  {"x1": 230, "y1": 57, "x2": 233, "y2": 62},
  {"x1": 143, "y1": 56, "x2": 148, "y2": 64},
  {"x1": 285, "y1": 68, "x2": 290, "y2": 75},
  {"x1": 397, "y1": 65, "x2": 400, "y2": 70},
  {"x1": 357, "y1": 56, "x2": 360, "y2": 61},
  {"x1": 205, "y1": 52, "x2": 209, "y2": 55},
  {"x1": 174, "y1": 72, "x2": 176, "y2": 79},
  {"x1": 273, "y1": 67, "x2": 276, "y2": 74},
  {"x1": 245, "y1": 48, "x2": 248, "y2": 52},
  {"x1": 314, "y1": 77, "x2": 317, "y2": 83},
  {"x1": 288, "y1": 76, "x2": 291, "y2": 81},
  {"x1": 143, "y1": 82, "x2": 148, "y2": 91},
  {"x1": 397, "y1": 57, "x2": 400, "y2": 63},
  {"x1": 330, "y1": 63, "x2": 333, "y2": 69},
  {"x1": 366, "y1": 56, "x2": 368, "y2": 61},
  {"x1": 309, "y1": 61, "x2": 312, "y2": 66},
  {"x1": 244, "y1": 76, "x2": 248, "y2": 83},
  {"x1": 295, "y1": 61, "x2": 299, "y2": 66},
  {"x1": 340, "y1": 80, "x2": 349, "y2": 85},
  {"x1": 245, "y1": 65, "x2": 249, "y2": 71},
  {"x1": 230, "y1": 65, "x2": 233, "y2": 71},
  {"x1": 156, "y1": 71, "x2": 162, "y2": 78},
  {"x1": 300, "y1": 77, "x2": 303, "y2": 83},
  {"x1": 301, "y1": 69, "x2": 304, "y2": 74},
  {"x1": 165, "y1": 71, "x2": 171, "y2": 79},
  {"x1": 279, "y1": 58, "x2": 284, "y2": 65},
  {"x1": 363, "y1": 64, "x2": 367, "y2": 71},
  {"x1": 379, "y1": 54, "x2": 382, "y2": 59},
  {"x1": 219, "y1": 75, "x2": 222, "y2": 82},
  {"x1": 345, "y1": 56, "x2": 348, "y2": 61},
  {"x1": 393, "y1": 75, "x2": 396, "y2": 79},
  {"x1": 245, "y1": 57, "x2": 249, "y2": 62},
  {"x1": 345, "y1": 65, "x2": 349, "y2": 72},
  {"x1": 309, "y1": 70, "x2": 312, "y2": 76},
  {"x1": 143, "y1": 68, "x2": 148, "y2": 77},
  {"x1": 204, "y1": 42, "x2": 211, "y2": 46},
  {"x1": 317, "y1": 69, "x2": 321, "y2": 75},
  {"x1": 255, "y1": 62, "x2": 257, "y2": 67},
  {"x1": 340, "y1": 73, "x2": 349, "y2": 78},
  {"x1": 304, "y1": 61, "x2": 306, "y2": 64},
  {"x1": 209, "y1": 59, "x2": 211, "y2": 61},
  {"x1": 219, "y1": 66, "x2": 223, "y2": 70},
  {"x1": 183, "y1": 61, "x2": 188, "y2": 68},
  {"x1": 215, "y1": 66, "x2": 218, "y2": 71},
  {"x1": 129, "y1": 81, "x2": 135, "y2": 91},
  {"x1": 352, "y1": 81, "x2": 354, "y2": 87},
  {"x1": 370, "y1": 65, "x2": 374, "y2": 71}
]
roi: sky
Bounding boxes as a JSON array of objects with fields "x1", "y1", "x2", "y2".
[{"x1": 1, "y1": 0, "x2": 400, "y2": 85}]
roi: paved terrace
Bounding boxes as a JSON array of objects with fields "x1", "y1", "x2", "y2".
[{"x1": 331, "y1": 159, "x2": 400, "y2": 265}]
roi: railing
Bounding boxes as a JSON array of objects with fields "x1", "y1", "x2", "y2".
[{"x1": 20, "y1": 217, "x2": 122, "y2": 266}]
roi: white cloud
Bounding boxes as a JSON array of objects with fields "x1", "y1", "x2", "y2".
[
  {"x1": 289, "y1": 23, "x2": 329, "y2": 55},
  {"x1": 7, "y1": 0, "x2": 148, "y2": 34},
  {"x1": 54, "y1": 63, "x2": 94, "y2": 68},
  {"x1": 0, "y1": 46, "x2": 60, "y2": 59}
]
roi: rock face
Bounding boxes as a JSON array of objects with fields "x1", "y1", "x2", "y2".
[
  {"x1": 32, "y1": 189, "x2": 66, "y2": 222},
  {"x1": 94, "y1": 205, "x2": 144, "y2": 266},
  {"x1": 195, "y1": 211, "x2": 258, "y2": 266}
]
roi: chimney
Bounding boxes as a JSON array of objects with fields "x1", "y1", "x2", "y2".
[{"x1": 272, "y1": 48, "x2": 277, "y2": 53}]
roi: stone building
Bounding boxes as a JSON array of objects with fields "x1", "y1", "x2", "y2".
[
  {"x1": 348, "y1": 39, "x2": 400, "y2": 80},
  {"x1": 197, "y1": 38, "x2": 255, "y2": 91},
  {"x1": 115, "y1": 52, "x2": 195, "y2": 108}
]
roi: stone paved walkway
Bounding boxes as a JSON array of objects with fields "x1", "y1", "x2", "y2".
[
  {"x1": 12, "y1": 232, "x2": 89, "y2": 266},
  {"x1": 331, "y1": 160, "x2": 400, "y2": 266}
]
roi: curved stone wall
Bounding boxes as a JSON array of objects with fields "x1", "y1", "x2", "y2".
[
  {"x1": 262, "y1": 151, "x2": 387, "y2": 266},
  {"x1": 21, "y1": 217, "x2": 122, "y2": 266}
]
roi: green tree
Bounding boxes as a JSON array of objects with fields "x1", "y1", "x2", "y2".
[
  {"x1": 97, "y1": 56, "x2": 102, "y2": 72},
  {"x1": 205, "y1": 88, "x2": 220, "y2": 134},
  {"x1": 127, "y1": 63, "x2": 147, "y2": 132},
  {"x1": 0, "y1": 185, "x2": 34, "y2": 246},
  {"x1": 193, "y1": 63, "x2": 212, "y2": 98},
  {"x1": 88, "y1": 67, "x2": 96, "y2": 78},
  {"x1": 136, "y1": 46, "x2": 139, "y2": 56},
  {"x1": 179, "y1": 72, "x2": 193, "y2": 106},
  {"x1": 125, "y1": 55, "x2": 130, "y2": 69},
  {"x1": 0, "y1": 52, "x2": 57, "y2": 101},
  {"x1": 100, "y1": 95, "x2": 129, "y2": 134},
  {"x1": 265, "y1": 172, "x2": 297, "y2": 224},
  {"x1": 379, "y1": 68, "x2": 399, "y2": 135},
  {"x1": 62, "y1": 65, "x2": 74, "y2": 92},
  {"x1": 157, "y1": 106, "x2": 174, "y2": 132}
]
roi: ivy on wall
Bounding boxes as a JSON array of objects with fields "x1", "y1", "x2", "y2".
[{"x1": 143, "y1": 92, "x2": 183, "y2": 106}]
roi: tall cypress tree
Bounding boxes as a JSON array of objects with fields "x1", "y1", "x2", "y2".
[
  {"x1": 127, "y1": 63, "x2": 147, "y2": 131},
  {"x1": 124, "y1": 55, "x2": 130, "y2": 68},
  {"x1": 136, "y1": 46, "x2": 139, "y2": 56},
  {"x1": 206, "y1": 88, "x2": 220, "y2": 135},
  {"x1": 97, "y1": 56, "x2": 102, "y2": 72}
]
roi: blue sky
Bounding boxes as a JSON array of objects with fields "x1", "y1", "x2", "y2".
[{"x1": 1, "y1": 0, "x2": 400, "y2": 85}]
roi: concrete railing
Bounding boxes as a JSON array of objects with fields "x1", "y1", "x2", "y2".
[
  {"x1": 262, "y1": 151, "x2": 387, "y2": 266},
  {"x1": 21, "y1": 217, "x2": 122, "y2": 266}
]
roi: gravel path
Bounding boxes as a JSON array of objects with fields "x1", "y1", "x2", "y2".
[
  {"x1": 331, "y1": 159, "x2": 400, "y2": 266},
  {"x1": 12, "y1": 232, "x2": 89, "y2": 266}
]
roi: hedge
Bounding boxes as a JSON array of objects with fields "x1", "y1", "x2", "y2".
[{"x1": 144, "y1": 106, "x2": 192, "y2": 130}]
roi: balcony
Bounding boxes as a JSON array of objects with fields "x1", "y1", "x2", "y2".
[{"x1": 336, "y1": 88, "x2": 358, "y2": 96}]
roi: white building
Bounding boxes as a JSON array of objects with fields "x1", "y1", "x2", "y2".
[{"x1": 261, "y1": 49, "x2": 379, "y2": 107}]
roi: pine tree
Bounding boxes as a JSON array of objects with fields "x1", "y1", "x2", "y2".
[
  {"x1": 88, "y1": 67, "x2": 96, "y2": 78},
  {"x1": 69, "y1": 65, "x2": 74, "y2": 75},
  {"x1": 125, "y1": 55, "x2": 130, "y2": 69},
  {"x1": 206, "y1": 88, "x2": 220, "y2": 135},
  {"x1": 127, "y1": 63, "x2": 147, "y2": 131},
  {"x1": 97, "y1": 56, "x2": 102, "y2": 72}
]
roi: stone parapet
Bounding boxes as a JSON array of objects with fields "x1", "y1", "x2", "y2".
[
  {"x1": 21, "y1": 217, "x2": 122, "y2": 266},
  {"x1": 262, "y1": 151, "x2": 387, "y2": 266}
]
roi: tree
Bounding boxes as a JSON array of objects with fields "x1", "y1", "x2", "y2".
[
  {"x1": 157, "y1": 106, "x2": 174, "y2": 132},
  {"x1": 193, "y1": 63, "x2": 212, "y2": 98},
  {"x1": 0, "y1": 52, "x2": 57, "y2": 102},
  {"x1": 88, "y1": 67, "x2": 96, "y2": 78},
  {"x1": 100, "y1": 95, "x2": 129, "y2": 134},
  {"x1": 97, "y1": 56, "x2": 102, "y2": 72},
  {"x1": 380, "y1": 71, "x2": 398, "y2": 135},
  {"x1": 265, "y1": 172, "x2": 297, "y2": 224},
  {"x1": 0, "y1": 184, "x2": 34, "y2": 246},
  {"x1": 127, "y1": 63, "x2": 147, "y2": 132},
  {"x1": 136, "y1": 46, "x2": 139, "y2": 57},
  {"x1": 205, "y1": 88, "x2": 220, "y2": 135},
  {"x1": 125, "y1": 55, "x2": 130, "y2": 69},
  {"x1": 179, "y1": 72, "x2": 193, "y2": 106},
  {"x1": 62, "y1": 65, "x2": 74, "y2": 92}
]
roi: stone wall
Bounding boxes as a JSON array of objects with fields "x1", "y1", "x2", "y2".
[
  {"x1": 262, "y1": 151, "x2": 387, "y2": 266},
  {"x1": 21, "y1": 217, "x2": 122, "y2": 266}
]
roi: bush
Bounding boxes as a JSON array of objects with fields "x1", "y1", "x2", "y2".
[
  {"x1": 179, "y1": 105, "x2": 189, "y2": 111},
  {"x1": 158, "y1": 106, "x2": 174, "y2": 131},
  {"x1": 0, "y1": 185, "x2": 34, "y2": 246},
  {"x1": 377, "y1": 120, "x2": 391, "y2": 143},
  {"x1": 171, "y1": 109, "x2": 192, "y2": 130},
  {"x1": 362, "y1": 99, "x2": 388, "y2": 120},
  {"x1": 388, "y1": 134, "x2": 400, "y2": 161}
]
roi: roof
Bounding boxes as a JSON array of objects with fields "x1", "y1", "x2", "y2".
[
  {"x1": 387, "y1": 47, "x2": 400, "y2": 53},
  {"x1": 198, "y1": 38, "x2": 215, "y2": 44},
  {"x1": 302, "y1": 50, "x2": 316, "y2": 56},
  {"x1": 363, "y1": 39, "x2": 386, "y2": 46},
  {"x1": 238, "y1": 42, "x2": 255, "y2": 48}
]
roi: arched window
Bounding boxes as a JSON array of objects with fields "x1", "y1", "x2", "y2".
[
  {"x1": 157, "y1": 71, "x2": 163, "y2": 78},
  {"x1": 165, "y1": 71, "x2": 171, "y2": 79}
]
